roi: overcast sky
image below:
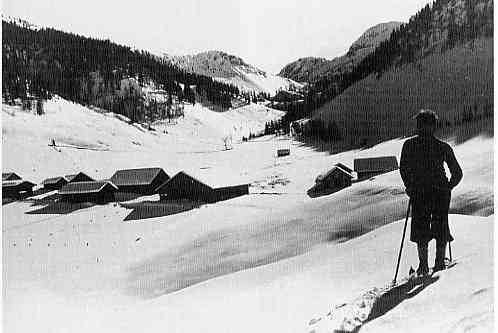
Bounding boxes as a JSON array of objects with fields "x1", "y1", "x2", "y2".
[{"x1": 4, "y1": 0, "x2": 432, "y2": 73}]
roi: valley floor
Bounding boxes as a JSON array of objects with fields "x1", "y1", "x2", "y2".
[{"x1": 2, "y1": 98, "x2": 494, "y2": 332}]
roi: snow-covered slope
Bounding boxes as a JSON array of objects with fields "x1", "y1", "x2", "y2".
[
  {"x1": 166, "y1": 50, "x2": 303, "y2": 95},
  {"x1": 2, "y1": 96, "x2": 493, "y2": 333},
  {"x1": 2, "y1": 97, "x2": 283, "y2": 182}
]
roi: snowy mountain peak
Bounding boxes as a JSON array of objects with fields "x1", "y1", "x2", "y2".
[{"x1": 165, "y1": 50, "x2": 302, "y2": 95}]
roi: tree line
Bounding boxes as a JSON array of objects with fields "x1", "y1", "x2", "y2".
[{"x1": 2, "y1": 20, "x2": 239, "y2": 121}]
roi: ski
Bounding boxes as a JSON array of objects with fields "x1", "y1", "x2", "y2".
[{"x1": 308, "y1": 259, "x2": 458, "y2": 333}]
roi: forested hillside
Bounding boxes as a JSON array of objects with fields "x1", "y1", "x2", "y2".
[
  {"x1": 279, "y1": 22, "x2": 402, "y2": 83},
  {"x1": 2, "y1": 20, "x2": 239, "y2": 122},
  {"x1": 273, "y1": 0, "x2": 493, "y2": 144}
]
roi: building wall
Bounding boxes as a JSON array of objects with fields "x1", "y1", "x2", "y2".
[
  {"x1": 59, "y1": 190, "x2": 115, "y2": 203},
  {"x1": 212, "y1": 184, "x2": 249, "y2": 202},
  {"x1": 159, "y1": 173, "x2": 213, "y2": 201},
  {"x1": 2, "y1": 186, "x2": 34, "y2": 198},
  {"x1": 357, "y1": 171, "x2": 385, "y2": 181},
  {"x1": 44, "y1": 181, "x2": 67, "y2": 191}
]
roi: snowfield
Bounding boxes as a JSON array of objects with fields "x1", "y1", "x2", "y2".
[{"x1": 2, "y1": 97, "x2": 493, "y2": 332}]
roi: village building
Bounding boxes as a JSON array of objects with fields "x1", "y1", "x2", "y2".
[
  {"x1": 2, "y1": 180, "x2": 36, "y2": 198},
  {"x1": 277, "y1": 149, "x2": 290, "y2": 157},
  {"x1": 156, "y1": 171, "x2": 249, "y2": 203},
  {"x1": 65, "y1": 172, "x2": 95, "y2": 183},
  {"x1": 41, "y1": 176, "x2": 69, "y2": 191},
  {"x1": 2, "y1": 172, "x2": 22, "y2": 181},
  {"x1": 314, "y1": 165, "x2": 353, "y2": 192},
  {"x1": 354, "y1": 156, "x2": 399, "y2": 180},
  {"x1": 58, "y1": 181, "x2": 118, "y2": 203},
  {"x1": 110, "y1": 167, "x2": 169, "y2": 194}
]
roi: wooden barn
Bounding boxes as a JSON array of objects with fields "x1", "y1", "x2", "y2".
[
  {"x1": 2, "y1": 180, "x2": 36, "y2": 198},
  {"x1": 2, "y1": 172, "x2": 22, "y2": 181},
  {"x1": 58, "y1": 181, "x2": 118, "y2": 203},
  {"x1": 156, "y1": 171, "x2": 249, "y2": 203},
  {"x1": 110, "y1": 167, "x2": 169, "y2": 194},
  {"x1": 314, "y1": 165, "x2": 353, "y2": 191},
  {"x1": 354, "y1": 156, "x2": 399, "y2": 180},
  {"x1": 41, "y1": 176, "x2": 68, "y2": 191},
  {"x1": 65, "y1": 172, "x2": 94, "y2": 183}
]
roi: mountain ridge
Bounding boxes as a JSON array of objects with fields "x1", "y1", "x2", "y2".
[
  {"x1": 166, "y1": 50, "x2": 303, "y2": 95},
  {"x1": 278, "y1": 21, "x2": 403, "y2": 83}
]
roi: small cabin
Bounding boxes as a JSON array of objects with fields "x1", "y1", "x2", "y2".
[
  {"x1": 2, "y1": 172, "x2": 22, "y2": 181},
  {"x1": 314, "y1": 166, "x2": 353, "y2": 191},
  {"x1": 110, "y1": 167, "x2": 169, "y2": 195},
  {"x1": 2, "y1": 180, "x2": 36, "y2": 198},
  {"x1": 156, "y1": 171, "x2": 249, "y2": 203},
  {"x1": 42, "y1": 176, "x2": 69, "y2": 191},
  {"x1": 277, "y1": 149, "x2": 290, "y2": 157},
  {"x1": 65, "y1": 172, "x2": 95, "y2": 183},
  {"x1": 354, "y1": 156, "x2": 399, "y2": 180},
  {"x1": 58, "y1": 181, "x2": 118, "y2": 203}
]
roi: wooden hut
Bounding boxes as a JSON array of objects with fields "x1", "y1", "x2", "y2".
[
  {"x1": 58, "y1": 181, "x2": 118, "y2": 203},
  {"x1": 156, "y1": 171, "x2": 249, "y2": 203},
  {"x1": 314, "y1": 166, "x2": 353, "y2": 191},
  {"x1": 65, "y1": 172, "x2": 94, "y2": 183},
  {"x1": 110, "y1": 167, "x2": 169, "y2": 194},
  {"x1": 2, "y1": 172, "x2": 22, "y2": 181},
  {"x1": 354, "y1": 156, "x2": 398, "y2": 180},
  {"x1": 2, "y1": 180, "x2": 36, "y2": 198},
  {"x1": 42, "y1": 176, "x2": 69, "y2": 191},
  {"x1": 277, "y1": 149, "x2": 290, "y2": 157}
]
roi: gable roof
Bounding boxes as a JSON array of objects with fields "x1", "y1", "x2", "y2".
[
  {"x1": 2, "y1": 180, "x2": 36, "y2": 188},
  {"x1": 156, "y1": 171, "x2": 213, "y2": 193},
  {"x1": 65, "y1": 172, "x2": 94, "y2": 183},
  {"x1": 2, "y1": 172, "x2": 22, "y2": 181},
  {"x1": 42, "y1": 176, "x2": 68, "y2": 185},
  {"x1": 316, "y1": 166, "x2": 353, "y2": 183},
  {"x1": 110, "y1": 167, "x2": 168, "y2": 186},
  {"x1": 354, "y1": 156, "x2": 399, "y2": 173},
  {"x1": 59, "y1": 181, "x2": 118, "y2": 195}
]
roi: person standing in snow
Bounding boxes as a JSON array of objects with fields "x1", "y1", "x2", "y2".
[{"x1": 400, "y1": 110, "x2": 463, "y2": 275}]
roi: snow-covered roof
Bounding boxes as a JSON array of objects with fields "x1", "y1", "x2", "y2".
[
  {"x1": 64, "y1": 172, "x2": 95, "y2": 183},
  {"x1": 58, "y1": 181, "x2": 118, "y2": 195},
  {"x1": 2, "y1": 180, "x2": 36, "y2": 188},
  {"x1": 316, "y1": 166, "x2": 353, "y2": 183},
  {"x1": 2, "y1": 172, "x2": 22, "y2": 181},
  {"x1": 42, "y1": 176, "x2": 68, "y2": 185}
]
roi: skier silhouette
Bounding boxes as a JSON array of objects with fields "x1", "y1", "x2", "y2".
[{"x1": 400, "y1": 110, "x2": 463, "y2": 275}]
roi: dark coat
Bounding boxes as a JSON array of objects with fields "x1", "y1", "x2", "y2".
[{"x1": 400, "y1": 135, "x2": 462, "y2": 192}]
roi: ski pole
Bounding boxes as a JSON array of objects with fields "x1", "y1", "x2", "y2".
[
  {"x1": 393, "y1": 199, "x2": 411, "y2": 284},
  {"x1": 448, "y1": 241, "x2": 452, "y2": 262}
]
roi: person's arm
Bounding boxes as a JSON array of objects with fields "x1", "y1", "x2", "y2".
[
  {"x1": 445, "y1": 144, "x2": 463, "y2": 189},
  {"x1": 400, "y1": 141, "x2": 414, "y2": 191}
]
